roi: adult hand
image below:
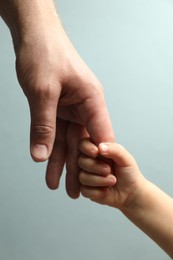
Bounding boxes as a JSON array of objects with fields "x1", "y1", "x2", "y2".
[{"x1": 0, "y1": 0, "x2": 115, "y2": 198}]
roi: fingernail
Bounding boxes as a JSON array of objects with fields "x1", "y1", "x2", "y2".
[
  {"x1": 108, "y1": 176, "x2": 116, "y2": 184},
  {"x1": 100, "y1": 143, "x2": 108, "y2": 153},
  {"x1": 31, "y1": 144, "x2": 48, "y2": 159}
]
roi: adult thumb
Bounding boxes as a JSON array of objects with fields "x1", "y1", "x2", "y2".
[{"x1": 28, "y1": 89, "x2": 59, "y2": 162}]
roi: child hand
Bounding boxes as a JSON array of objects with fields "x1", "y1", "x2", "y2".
[
  {"x1": 78, "y1": 138, "x2": 145, "y2": 210},
  {"x1": 79, "y1": 139, "x2": 173, "y2": 258}
]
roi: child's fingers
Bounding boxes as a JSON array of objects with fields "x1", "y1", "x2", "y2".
[
  {"x1": 80, "y1": 185, "x2": 110, "y2": 200},
  {"x1": 78, "y1": 155, "x2": 112, "y2": 176},
  {"x1": 79, "y1": 171, "x2": 117, "y2": 187},
  {"x1": 79, "y1": 138, "x2": 98, "y2": 158},
  {"x1": 99, "y1": 143, "x2": 137, "y2": 167}
]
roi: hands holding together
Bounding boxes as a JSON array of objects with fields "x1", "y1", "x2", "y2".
[
  {"x1": 78, "y1": 138, "x2": 144, "y2": 209},
  {"x1": 1, "y1": 0, "x2": 173, "y2": 257}
]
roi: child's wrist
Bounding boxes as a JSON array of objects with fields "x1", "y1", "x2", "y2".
[{"x1": 120, "y1": 176, "x2": 150, "y2": 214}]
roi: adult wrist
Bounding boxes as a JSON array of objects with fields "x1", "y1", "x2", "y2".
[{"x1": 0, "y1": 0, "x2": 60, "y2": 52}]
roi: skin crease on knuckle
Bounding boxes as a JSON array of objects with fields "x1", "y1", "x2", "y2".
[
  {"x1": 87, "y1": 188, "x2": 107, "y2": 200},
  {"x1": 79, "y1": 140, "x2": 98, "y2": 158},
  {"x1": 79, "y1": 171, "x2": 115, "y2": 187},
  {"x1": 27, "y1": 78, "x2": 58, "y2": 103},
  {"x1": 80, "y1": 186, "x2": 99, "y2": 200},
  {"x1": 78, "y1": 156, "x2": 111, "y2": 175},
  {"x1": 31, "y1": 124, "x2": 55, "y2": 136}
]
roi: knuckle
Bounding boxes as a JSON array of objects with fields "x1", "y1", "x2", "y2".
[
  {"x1": 80, "y1": 186, "x2": 89, "y2": 198},
  {"x1": 78, "y1": 157, "x2": 82, "y2": 168},
  {"x1": 78, "y1": 75, "x2": 104, "y2": 100},
  {"x1": 79, "y1": 171, "x2": 86, "y2": 183},
  {"x1": 78, "y1": 156, "x2": 86, "y2": 168},
  {"x1": 31, "y1": 124, "x2": 54, "y2": 136},
  {"x1": 88, "y1": 80, "x2": 104, "y2": 98},
  {"x1": 26, "y1": 81, "x2": 57, "y2": 102},
  {"x1": 78, "y1": 138, "x2": 87, "y2": 152}
]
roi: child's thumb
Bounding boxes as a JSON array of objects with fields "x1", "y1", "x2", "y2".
[{"x1": 98, "y1": 143, "x2": 136, "y2": 167}]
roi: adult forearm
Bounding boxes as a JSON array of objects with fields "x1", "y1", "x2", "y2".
[
  {"x1": 122, "y1": 180, "x2": 173, "y2": 257},
  {"x1": 0, "y1": 0, "x2": 59, "y2": 51}
]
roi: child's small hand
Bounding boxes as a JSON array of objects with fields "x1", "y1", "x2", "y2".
[
  {"x1": 79, "y1": 139, "x2": 173, "y2": 258},
  {"x1": 78, "y1": 138, "x2": 145, "y2": 210}
]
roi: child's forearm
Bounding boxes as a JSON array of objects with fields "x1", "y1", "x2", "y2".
[{"x1": 122, "y1": 180, "x2": 173, "y2": 257}]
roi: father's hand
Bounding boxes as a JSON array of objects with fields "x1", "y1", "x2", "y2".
[{"x1": 1, "y1": 0, "x2": 115, "y2": 198}]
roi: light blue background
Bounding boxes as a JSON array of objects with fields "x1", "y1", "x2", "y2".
[{"x1": 0, "y1": 0, "x2": 172, "y2": 259}]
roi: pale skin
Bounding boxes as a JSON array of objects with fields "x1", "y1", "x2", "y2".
[
  {"x1": 78, "y1": 138, "x2": 173, "y2": 258},
  {"x1": 0, "y1": 0, "x2": 114, "y2": 198}
]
